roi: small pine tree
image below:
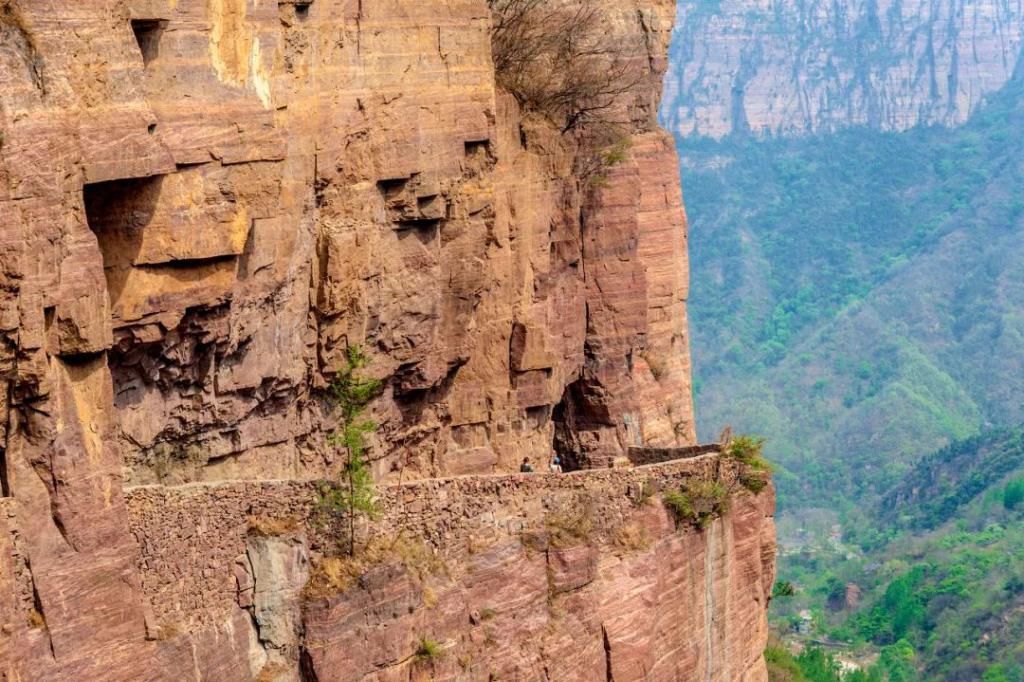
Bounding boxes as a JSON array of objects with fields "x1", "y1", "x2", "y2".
[{"x1": 321, "y1": 345, "x2": 383, "y2": 556}]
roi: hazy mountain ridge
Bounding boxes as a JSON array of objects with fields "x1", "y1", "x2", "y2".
[
  {"x1": 880, "y1": 428, "x2": 1024, "y2": 529},
  {"x1": 662, "y1": 0, "x2": 1024, "y2": 138}
]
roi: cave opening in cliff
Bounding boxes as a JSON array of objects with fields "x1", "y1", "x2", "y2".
[
  {"x1": 83, "y1": 174, "x2": 164, "y2": 310},
  {"x1": 130, "y1": 19, "x2": 167, "y2": 66},
  {"x1": 552, "y1": 379, "x2": 585, "y2": 472}
]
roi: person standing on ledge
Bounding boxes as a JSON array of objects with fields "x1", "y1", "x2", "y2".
[
  {"x1": 549, "y1": 456, "x2": 563, "y2": 473},
  {"x1": 520, "y1": 457, "x2": 534, "y2": 473}
]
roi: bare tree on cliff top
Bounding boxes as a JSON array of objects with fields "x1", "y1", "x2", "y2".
[{"x1": 489, "y1": 0, "x2": 641, "y2": 134}]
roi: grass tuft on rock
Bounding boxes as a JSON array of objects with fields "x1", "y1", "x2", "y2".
[
  {"x1": 304, "y1": 535, "x2": 445, "y2": 599},
  {"x1": 414, "y1": 636, "x2": 444, "y2": 661},
  {"x1": 663, "y1": 479, "x2": 730, "y2": 529}
]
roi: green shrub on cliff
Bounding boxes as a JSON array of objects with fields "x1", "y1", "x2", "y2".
[
  {"x1": 415, "y1": 636, "x2": 444, "y2": 661},
  {"x1": 739, "y1": 472, "x2": 770, "y2": 494},
  {"x1": 725, "y1": 435, "x2": 772, "y2": 471},
  {"x1": 663, "y1": 479, "x2": 729, "y2": 529},
  {"x1": 722, "y1": 434, "x2": 772, "y2": 494}
]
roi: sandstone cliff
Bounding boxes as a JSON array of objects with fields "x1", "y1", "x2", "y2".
[
  {"x1": 662, "y1": 0, "x2": 1024, "y2": 138},
  {"x1": 0, "y1": 0, "x2": 774, "y2": 679}
]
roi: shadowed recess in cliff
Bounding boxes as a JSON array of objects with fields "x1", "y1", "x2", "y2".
[
  {"x1": 130, "y1": 18, "x2": 167, "y2": 67},
  {"x1": 552, "y1": 374, "x2": 617, "y2": 471},
  {"x1": 83, "y1": 175, "x2": 162, "y2": 290},
  {"x1": 83, "y1": 173, "x2": 246, "y2": 325}
]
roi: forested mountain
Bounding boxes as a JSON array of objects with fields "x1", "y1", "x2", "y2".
[
  {"x1": 679, "y1": 68, "x2": 1024, "y2": 509},
  {"x1": 880, "y1": 428, "x2": 1024, "y2": 529},
  {"x1": 665, "y1": 0, "x2": 1024, "y2": 678}
]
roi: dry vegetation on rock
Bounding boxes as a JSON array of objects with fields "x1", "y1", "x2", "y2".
[
  {"x1": 663, "y1": 479, "x2": 731, "y2": 529},
  {"x1": 488, "y1": 0, "x2": 639, "y2": 133},
  {"x1": 488, "y1": 0, "x2": 640, "y2": 181},
  {"x1": 304, "y1": 535, "x2": 446, "y2": 599},
  {"x1": 544, "y1": 502, "x2": 596, "y2": 548},
  {"x1": 613, "y1": 520, "x2": 653, "y2": 552}
]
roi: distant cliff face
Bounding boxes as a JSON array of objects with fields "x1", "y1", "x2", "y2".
[{"x1": 662, "y1": 0, "x2": 1024, "y2": 138}]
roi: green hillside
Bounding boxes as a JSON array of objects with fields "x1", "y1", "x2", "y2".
[
  {"x1": 770, "y1": 428, "x2": 1024, "y2": 680},
  {"x1": 680, "y1": 70, "x2": 1024, "y2": 510},
  {"x1": 879, "y1": 429, "x2": 1024, "y2": 530}
]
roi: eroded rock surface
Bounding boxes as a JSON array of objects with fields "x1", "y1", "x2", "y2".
[{"x1": 0, "y1": 0, "x2": 773, "y2": 679}]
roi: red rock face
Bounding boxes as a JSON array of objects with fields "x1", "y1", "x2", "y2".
[
  {"x1": 301, "y1": 508, "x2": 771, "y2": 682},
  {"x1": 561, "y1": 131, "x2": 697, "y2": 468},
  {"x1": 0, "y1": 0, "x2": 692, "y2": 486},
  {"x1": 0, "y1": 0, "x2": 774, "y2": 679}
]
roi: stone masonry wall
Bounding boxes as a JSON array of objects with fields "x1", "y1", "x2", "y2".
[
  {"x1": 122, "y1": 453, "x2": 776, "y2": 681},
  {"x1": 627, "y1": 443, "x2": 722, "y2": 466}
]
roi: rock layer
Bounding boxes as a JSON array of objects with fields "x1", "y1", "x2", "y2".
[
  {"x1": 662, "y1": 0, "x2": 1024, "y2": 138},
  {"x1": 0, "y1": 0, "x2": 773, "y2": 679}
]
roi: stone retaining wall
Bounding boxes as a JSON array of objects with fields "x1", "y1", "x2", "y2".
[
  {"x1": 627, "y1": 443, "x2": 722, "y2": 466},
  {"x1": 122, "y1": 453, "x2": 776, "y2": 681},
  {"x1": 125, "y1": 454, "x2": 729, "y2": 629}
]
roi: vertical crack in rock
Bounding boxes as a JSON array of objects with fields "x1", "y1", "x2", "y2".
[
  {"x1": 703, "y1": 520, "x2": 716, "y2": 682},
  {"x1": 602, "y1": 623, "x2": 614, "y2": 682},
  {"x1": 30, "y1": 575, "x2": 55, "y2": 658},
  {"x1": 299, "y1": 648, "x2": 319, "y2": 682},
  {"x1": 0, "y1": 407, "x2": 10, "y2": 496}
]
